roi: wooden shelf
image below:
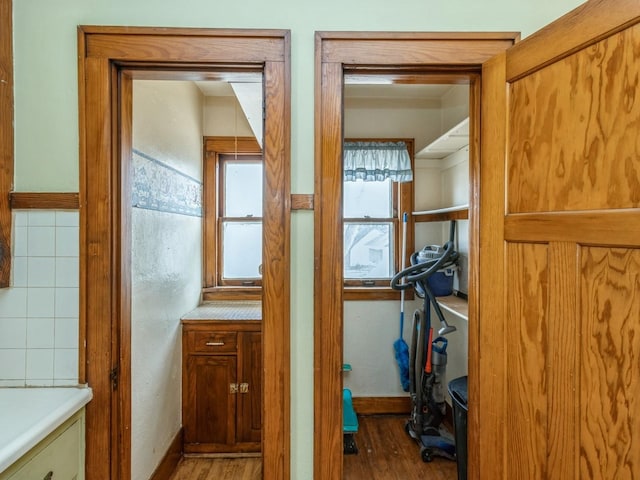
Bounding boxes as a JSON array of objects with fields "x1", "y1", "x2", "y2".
[
  {"x1": 413, "y1": 204, "x2": 469, "y2": 223},
  {"x1": 436, "y1": 294, "x2": 468, "y2": 321}
]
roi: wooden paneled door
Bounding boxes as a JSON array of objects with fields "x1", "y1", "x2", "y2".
[{"x1": 476, "y1": 2, "x2": 640, "y2": 478}]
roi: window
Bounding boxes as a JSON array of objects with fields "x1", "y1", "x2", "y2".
[
  {"x1": 203, "y1": 137, "x2": 262, "y2": 300},
  {"x1": 343, "y1": 139, "x2": 414, "y2": 299}
]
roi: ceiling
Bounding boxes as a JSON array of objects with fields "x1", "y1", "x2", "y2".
[{"x1": 195, "y1": 80, "x2": 456, "y2": 100}]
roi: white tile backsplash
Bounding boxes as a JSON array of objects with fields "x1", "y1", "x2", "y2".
[
  {"x1": 27, "y1": 287, "x2": 55, "y2": 317},
  {"x1": 55, "y1": 257, "x2": 79, "y2": 287},
  {"x1": 13, "y1": 226, "x2": 28, "y2": 256},
  {"x1": 55, "y1": 227, "x2": 79, "y2": 257},
  {"x1": 55, "y1": 317, "x2": 79, "y2": 348},
  {"x1": 28, "y1": 226, "x2": 56, "y2": 256},
  {"x1": 13, "y1": 211, "x2": 28, "y2": 227},
  {"x1": 0, "y1": 318, "x2": 27, "y2": 348},
  {"x1": 0, "y1": 349, "x2": 26, "y2": 379},
  {"x1": 0, "y1": 210, "x2": 81, "y2": 384},
  {"x1": 0, "y1": 288, "x2": 28, "y2": 317},
  {"x1": 28, "y1": 211, "x2": 56, "y2": 226},
  {"x1": 55, "y1": 288, "x2": 79, "y2": 318},
  {"x1": 27, "y1": 317, "x2": 55, "y2": 348},
  {"x1": 26, "y1": 348, "x2": 54, "y2": 380},
  {"x1": 12, "y1": 257, "x2": 28, "y2": 287},
  {"x1": 54, "y1": 349, "x2": 78, "y2": 379},
  {"x1": 55, "y1": 211, "x2": 79, "y2": 227},
  {"x1": 28, "y1": 257, "x2": 56, "y2": 287}
]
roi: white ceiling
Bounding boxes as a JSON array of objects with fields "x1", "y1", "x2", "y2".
[{"x1": 195, "y1": 80, "x2": 455, "y2": 100}]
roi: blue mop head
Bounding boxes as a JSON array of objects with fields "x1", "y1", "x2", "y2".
[{"x1": 393, "y1": 338, "x2": 410, "y2": 392}]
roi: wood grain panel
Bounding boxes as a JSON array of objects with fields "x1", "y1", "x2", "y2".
[
  {"x1": 9, "y1": 192, "x2": 80, "y2": 209},
  {"x1": 320, "y1": 34, "x2": 518, "y2": 65},
  {"x1": 261, "y1": 58, "x2": 291, "y2": 480},
  {"x1": 507, "y1": 23, "x2": 640, "y2": 214},
  {"x1": 547, "y1": 242, "x2": 579, "y2": 478},
  {"x1": 290, "y1": 194, "x2": 313, "y2": 210},
  {"x1": 85, "y1": 34, "x2": 284, "y2": 63},
  {"x1": 505, "y1": 210, "x2": 640, "y2": 246},
  {"x1": 82, "y1": 56, "x2": 114, "y2": 480},
  {"x1": 506, "y1": 245, "x2": 547, "y2": 469},
  {"x1": 314, "y1": 61, "x2": 345, "y2": 480},
  {"x1": 0, "y1": 0, "x2": 13, "y2": 288},
  {"x1": 506, "y1": 242, "x2": 549, "y2": 480},
  {"x1": 473, "y1": 52, "x2": 507, "y2": 480},
  {"x1": 507, "y1": 0, "x2": 640, "y2": 81},
  {"x1": 580, "y1": 247, "x2": 640, "y2": 479}
]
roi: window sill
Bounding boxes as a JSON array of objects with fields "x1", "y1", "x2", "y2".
[
  {"x1": 344, "y1": 287, "x2": 413, "y2": 301},
  {"x1": 202, "y1": 287, "x2": 262, "y2": 301}
]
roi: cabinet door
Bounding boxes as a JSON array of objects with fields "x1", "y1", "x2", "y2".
[
  {"x1": 237, "y1": 331, "x2": 262, "y2": 444},
  {"x1": 184, "y1": 355, "x2": 237, "y2": 446}
]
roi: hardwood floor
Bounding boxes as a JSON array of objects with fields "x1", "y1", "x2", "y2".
[
  {"x1": 344, "y1": 415, "x2": 458, "y2": 480},
  {"x1": 168, "y1": 415, "x2": 458, "y2": 479},
  {"x1": 168, "y1": 456, "x2": 261, "y2": 480}
]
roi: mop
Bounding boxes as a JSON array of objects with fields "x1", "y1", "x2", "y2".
[{"x1": 393, "y1": 212, "x2": 410, "y2": 392}]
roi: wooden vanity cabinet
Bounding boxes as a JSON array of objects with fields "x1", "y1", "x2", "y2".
[{"x1": 182, "y1": 319, "x2": 261, "y2": 454}]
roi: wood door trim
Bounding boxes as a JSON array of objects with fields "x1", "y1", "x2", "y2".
[
  {"x1": 0, "y1": 0, "x2": 13, "y2": 288},
  {"x1": 507, "y1": 0, "x2": 640, "y2": 81},
  {"x1": 79, "y1": 27, "x2": 290, "y2": 480},
  {"x1": 314, "y1": 31, "x2": 518, "y2": 480},
  {"x1": 9, "y1": 192, "x2": 80, "y2": 210}
]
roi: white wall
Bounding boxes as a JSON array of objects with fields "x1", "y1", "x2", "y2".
[
  {"x1": 131, "y1": 80, "x2": 203, "y2": 480},
  {"x1": 9, "y1": 1, "x2": 587, "y2": 477}
]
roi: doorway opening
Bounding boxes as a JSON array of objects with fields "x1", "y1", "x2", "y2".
[
  {"x1": 313, "y1": 32, "x2": 518, "y2": 479},
  {"x1": 79, "y1": 27, "x2": 290, "y2": 480}
]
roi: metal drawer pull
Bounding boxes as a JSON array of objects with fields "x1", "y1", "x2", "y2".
[{"x1": 205, "y1": 341, "x2": 225, "y2": 346}]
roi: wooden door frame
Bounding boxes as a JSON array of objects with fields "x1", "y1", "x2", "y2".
[
  {"x1": 313, "y1": 31, "x2": 519, "y2": 479},
  {"x1": 78, "y1": 27, "x2": 291, "y2": 480}
]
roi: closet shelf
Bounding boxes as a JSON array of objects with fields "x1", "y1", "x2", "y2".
[
  {"x1": 413, "y1": 204, "x2": 469, "y2": 223},
  {"x1": 416, "y1": 117, "x2": 469, "y2": 159},
  {"x1": 436, "y1": 294, "x2": 468, "y2": 321}
]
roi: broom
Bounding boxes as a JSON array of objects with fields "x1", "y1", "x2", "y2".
[{"x1": 394, "y1": 212, "x2": 410, "y2": 391}]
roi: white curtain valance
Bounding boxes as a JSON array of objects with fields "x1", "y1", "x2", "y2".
[{"x1": 343, "y1": 141, "x2": 413, "y2": 183}]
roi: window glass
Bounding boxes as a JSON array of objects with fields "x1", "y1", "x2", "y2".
[
  {"x1": 222, "y1": 222, "x2": 262, "y2": 279},
  {"x1": 224, "y1": 162, "x2": 263, "y2": 217},
  {"x1": 343, "y1": 179, "x2": 392, "y2": 218},
  {"x1": 344, "y1": 222, "x2": 393, "y2": 278}
]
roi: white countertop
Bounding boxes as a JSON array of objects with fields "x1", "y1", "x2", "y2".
[{"x1": 0, "y1": 386, "x2": 93, "y2": 473}]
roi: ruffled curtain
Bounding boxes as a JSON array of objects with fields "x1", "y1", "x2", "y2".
[{"x1": 343, "y1": 141, "x2": 413, "y2": 183}]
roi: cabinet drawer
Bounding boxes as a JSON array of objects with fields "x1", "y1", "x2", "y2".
[
  {"x1": 188, "y1": 331, "x2": 237, "y2": 353},
  {"x1": 4, "y1": 416, "x2": 82, "y2": 480}
]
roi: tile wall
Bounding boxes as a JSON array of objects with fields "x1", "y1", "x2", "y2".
[{"x1": 0, "y1": 211, "x2": 79, "y2": 386}]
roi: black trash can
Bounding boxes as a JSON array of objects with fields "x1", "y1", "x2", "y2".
[{"x1": 448, "y1": 375, "x2": 468, "y2": 480}]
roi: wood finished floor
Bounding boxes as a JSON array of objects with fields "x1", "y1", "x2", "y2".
[{"x1": 168, "y1": 415, "x2": 458, "y2": 479}]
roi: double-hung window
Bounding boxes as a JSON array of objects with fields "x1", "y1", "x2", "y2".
[
  {"x1": 203, "y1": 137, "x2": 262, "y2": 300},
  {"x1": 343, "y1": 139, "x2": 414, "y2": 299}
]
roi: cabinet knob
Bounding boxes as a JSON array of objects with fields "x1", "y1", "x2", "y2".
[
  {"x1": 239, "y1": 382, "x2": 249, "y2": 394},
  {"x1": 230, "y1": 383, "x2": 238, "y2": 394},
  {"x1": 44, "y1": 472, "x2": 53, "y2": 480}
]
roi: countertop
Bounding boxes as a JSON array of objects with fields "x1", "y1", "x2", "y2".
[
  {"x1": 0, "y1": 386, "x2": 93, "y2": 473},
  {"x1": 181, "y1": 301, "x2": 262, "y2": 321}
]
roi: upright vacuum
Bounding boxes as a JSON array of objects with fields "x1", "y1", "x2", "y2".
[{"x1": 391, "y1": 221, "x2": 459, "y2": 463}]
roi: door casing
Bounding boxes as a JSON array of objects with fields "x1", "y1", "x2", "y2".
[
  {"x1": 78, "y1": 26, "x2": 291, "y2": 480},
  {"x1": 313, "y1": 31, "x2": 519, "y2": 479}
]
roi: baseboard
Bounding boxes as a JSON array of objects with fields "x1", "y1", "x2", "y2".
[
  {"x1": 352, "y1": 396, "x2": 455, "y2": 428},
  {"x1": 352, "y1": 396, "x2": 411, "y2": 415},
  {"x1": 149, "y1": 427, "x2": 183, "y2": 480}
]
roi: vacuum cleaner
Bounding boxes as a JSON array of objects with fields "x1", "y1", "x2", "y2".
[{"x1": 391, "y1": 221, "x2": 459, "y2": 463}]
